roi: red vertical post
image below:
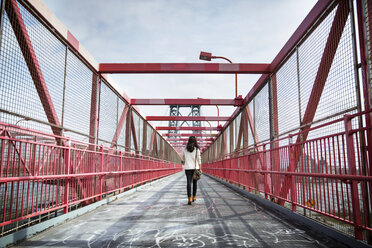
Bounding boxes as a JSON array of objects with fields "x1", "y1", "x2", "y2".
[
  {"x1": 344, "y1": 115, "x2": 363, "y2": 240},
  {"x1": 131, "y1": 115, "x2": 139, "y2": 155},
  {"x1": 89, "y1": 74, "x2": 99, "y2": 150},
  {"x1": 142, "y1": 122, "x2": 147, "y2": 156},
  {"x1": 356, "y1": 1, "x2": 372, "y2": 236},
  {"x1": 263, "y1": 144, "x2": 269, "y2": 199},
  {"x1": 99, "y1": 145, "x2": 104, "y2": 201},
  {"x1": 63, "y1": 138, "x2": 71, "y2": 214},
  {"x1": 289, "y1": 135, "x2": 297, "y2": 212},
  {"x1": 270, "y1": 74, "x2": 281, "y2": 198},
  {"x1": 119, "y1": 151, "x2": 122, "y2": 191},
  {"x1": 125, "y1": 109, "x2": 132, "y2": 153}
]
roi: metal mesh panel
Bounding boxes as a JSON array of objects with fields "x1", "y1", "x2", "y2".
[
  {"x1": 63, "y1": 50, "x2": 93, "y2": 140},
  {"x1": 146, "y1": 124, "x2": 153, "y2": 154},
  {"x1": 248, "y1": 101, "x2": 254, "y2": 146},
  {"x1": 276, "y1": 52, "x2": 300, "y2": 135},
  {"x1": 19, "y1": 2, "x2": 66, "y2": 122},
  {"x1": 363, "y1": 0, "x2": 372, "y2": 101},
  {"x1": 225, "y1": 126, "x2": 230, "y2": 154},
  {"x1": 132, "y1": 111, "x2": 141, "y2": 152},
  {"x1": 117, "y1": 99, "x2": 127, "y2": 148},
  {"x1": 0, "y1": 7, "x2": 49, "y2": 132},
  {"x1": 299, "y1": 9, "x2": 335, "y2": 120},
  {"x1": 254, "y1": 83, "x2": 270, "y2": 143},
  {"x1": 299, "y1": 8, "x2": 357, "y2": 127},
  {"x1": 234, "y1": 113, "x2": 241, "y2": 150},
  {"x1": 98, "y1": 82, "x2": 118, "y2": 146}
]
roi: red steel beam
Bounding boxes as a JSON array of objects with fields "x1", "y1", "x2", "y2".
[
  {"x1": 111, "y1": 105, "x2": 129, "y2": 147},
  {"x1": 131, "y1": 114, "x2": 139, "y2": 154},
  {"x1": 131, "y1": 98, "x2": 243, "y2": 106},
  {"x1": 5, "y1": 0, "x2": 63, "y2": 140},
  {"x1": 278, "y1": 0, "x2": 350, "y2": 205},
  {"x1": 99, "y1": 63, "x2": 271, "y2": 74},
  {"x1": 169, "y1": 141, "x2": 212, "y2": 144},
  {"x1": 172, "y1": 145, "x2": 209, "y2": 148},
  {"x1": 146, "y1": 116, "x2": 230, "y2": 121},
  {"x1": 218, "y1": 0, "x2": 335, "y2": 140},
  {"x1": 166, "y1": 138, "x2": 214, "y2": 142},
  {"x1": 164, "y1": 133, "x2": 217, "y2": 137},
  {"x1": 156, "y1": 126, "x2": 221, "y2": 131}
]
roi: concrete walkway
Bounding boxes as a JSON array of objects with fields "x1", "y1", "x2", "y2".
[{"x1": 14, "y1": 172, "x2": 349, "y2": 247}]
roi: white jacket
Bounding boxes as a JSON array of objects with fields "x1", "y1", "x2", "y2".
[{"x1": 182, "y1": 147, "x2": 201, "y2": 170}]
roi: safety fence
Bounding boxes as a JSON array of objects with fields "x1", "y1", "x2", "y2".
[
  {"x1": 201, "y1": 0, "x2": 372, "y2": 242},
  {"x1": 0, "y1": 122, "x2": 182, "y2": 236},
  {"x1": 0, "y1": 0, "x2": 181, "y2": 163},
  {"x1": 203, "y1": 110, "x2": 372, "y2": 241}
]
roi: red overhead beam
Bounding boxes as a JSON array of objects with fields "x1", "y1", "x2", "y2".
[
  {"x1": 172, "y1": 145, "x2": 209, "y2": 148},
  {"x1": 169, "y1": 140, "x2": 212, "y2": 143},
  {"x1": 164, "y1": 133, "x2": 217, "y2": 137},
  {"x1": 166, "y1": 138, "x2": 214, "y2": 142},
  {"x1": 99, "y1": 63, "x2": 271, "y2": 74},
  {"x1": 156, "y1": 126, "x2": 221, "y2": 131},
  {"x1": 131, "y1": 98, "x2": 243, "y2": 106},
  {"x1": 146, "y1": 116, "x2": 230, "y2": 121}
]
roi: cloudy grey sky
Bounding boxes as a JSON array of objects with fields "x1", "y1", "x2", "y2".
[{"x1": 43, "y1": 0, "x2": 317, "y2": 128}]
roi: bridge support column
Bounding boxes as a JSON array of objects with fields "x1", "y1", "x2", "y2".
[
  {"x1": 344, "y1": 115, "x2": 363, "y2": 240},
  {"x1": 63, "y1": 138, "x2": 71, "y2": 214}
]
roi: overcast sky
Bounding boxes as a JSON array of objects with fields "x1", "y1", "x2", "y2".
[{"x1": 43, "y1": 0, "x2": 318, "y2": 129}]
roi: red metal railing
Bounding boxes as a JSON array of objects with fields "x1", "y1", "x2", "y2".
[
  {"x1": 203, "y1": 111, "x2": 372, "y2": 240},
  {"x1": 0, "y1": 122, "x2": 182, "y2": 234}
]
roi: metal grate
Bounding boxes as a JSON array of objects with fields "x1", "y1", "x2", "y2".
[
  {"x1": 0, "y1": 8, "x2": 50, "y2": 132},
  {"x1": 117, "y1": 98, "x2": 127, "y2": 149},
  {"x1": 62, "y1": 49, "x2": 93, "y2": 141},
  {"x1": 276, "y1": 52, "x2": 300, "y2": 136},
  {"x1": 98, "y1": 82, "x2": 118, "y2": 146},
  {"x1": 299, "y1": 8, "x2": 357, "y2": 129},
  {"x1": 254, "y1": 83, "x2": 270, "y2": 143}
]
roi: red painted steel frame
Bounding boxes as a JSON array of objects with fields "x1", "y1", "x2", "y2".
[
  {"x1": 146, "y1": 116, "x2": 230, "y2": 121},
  {"x1": 277, "y1": 0, "x2": 350, "y2": 206},
  {"x1": 156, "y1": 126, "x2": 221, "y2": 131},
  {"x1": 167, "y1": 138, "x2": 214, "y2": 142},
  {"x1": 5, "y1": 0, "x2": 63, "y2": 140},
  {"x1": 215, "y1": 0, "x2": 335, "y2": 141},
  {"x1": 0, "y1": 123, "x2": 182, "y2": 228},
  {"x1": 203, "y1": 111, "x2": 372, "y2": 239},
  {"x1": 89, "y1": 74, "x2": 100, "y2": 147},
  {"x1": 99, "y1": 63, "x2": 271, "y2": 74},
  {"x1": 164, "y1": 133, "x2": 217, "y2": 137},
  {"x1": 131, "y1": 98, "x2": 243, "y2": 106}
]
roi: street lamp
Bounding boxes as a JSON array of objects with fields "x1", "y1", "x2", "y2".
[{"x1": 199, "y1": 51, "x2": 238, "y2": 98}]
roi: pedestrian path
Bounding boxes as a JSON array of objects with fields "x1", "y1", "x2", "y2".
[{"x1": 14, "y1": 172, "x2": 349, "y2": 247}]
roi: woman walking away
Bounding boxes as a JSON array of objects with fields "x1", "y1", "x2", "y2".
[{"x1": 182, "y1": 136, "x2": 202, "y2": 205}]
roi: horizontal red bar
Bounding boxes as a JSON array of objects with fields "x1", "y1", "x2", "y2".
[
  {"x1": 0, "y1": 168, "x2": 181, "y2": 183},
  {"x1": 167, "y1": 138, "x2": 214, "y2": 141},
  {"x1": 164, "y1": 133, "x2": 217, "y2": 137},
  {"x1": 99, "y1": 63, "x2": 271, "y2": 74},
  {"x1": 172, "y1": 145, "x2": 209, "y2": 148},
  {"x1": 146, "y1": 116, "x2": 230, "y2": 121},
  {"x1": 131, "y1": 98, "x2": 242, "y2": 106},
  {"x1": 156, "y1": 126, "x2": 220, "y2": 131},
  {"x1": 169, "y1": 141, "x2": 212, "y2": 144}
]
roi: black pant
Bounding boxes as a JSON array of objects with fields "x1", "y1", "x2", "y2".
[{"x1": 185, "y1": 169, "x2": 197, "y2": 197}]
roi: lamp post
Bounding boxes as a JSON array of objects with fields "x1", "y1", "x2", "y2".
[{"x1": 199, "y1": 51, "x2": 238, "y2": 98}]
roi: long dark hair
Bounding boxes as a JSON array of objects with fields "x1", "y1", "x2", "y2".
[{"x1": 186, "y1": 136, "x2": 199, "y2": 152}]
